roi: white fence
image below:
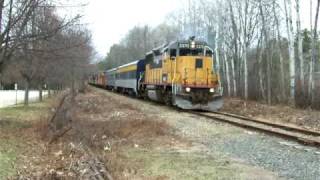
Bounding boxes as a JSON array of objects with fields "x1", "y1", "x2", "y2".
[{"x1": 0, "y1": 90, "x2": 48, "y2": 108}]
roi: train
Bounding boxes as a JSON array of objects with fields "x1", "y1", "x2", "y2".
[{"x1": 89, "y1": 37, "x2": 223, "y2": 111}]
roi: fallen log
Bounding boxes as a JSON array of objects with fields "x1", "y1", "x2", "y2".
[{"x1": 49, "y1": 125, "x2": 72, "y2": 144}]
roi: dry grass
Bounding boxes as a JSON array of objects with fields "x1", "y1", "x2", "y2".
[
  {"x1": 0, "y1": 96, "x2": 58, "y2": 179},
  {"x1": 3, "y1": 88, "x2": 282, "y2": 179},
  {"x1": 221, "y1": 97, "x2": 320, "y2": 131}
]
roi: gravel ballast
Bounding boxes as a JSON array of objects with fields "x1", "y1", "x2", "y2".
[
  {"x1": 146, "y1": 106, "x2": 320, "y2": 180},
  {"x1": 98, "y1": 90, "x2": 320, "y2": 180},
  {"x1": 210, "y1": 132, "x2": 320, "y2": 180}
]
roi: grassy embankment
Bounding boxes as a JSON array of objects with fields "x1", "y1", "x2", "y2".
[{"x1": 0, "y1": 100, "x2": 52, "y2": 178}]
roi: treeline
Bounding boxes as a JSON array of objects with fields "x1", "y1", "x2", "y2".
[
  {"x1": 0, "y1": 0, "x2": 93, "y2": 105},
  {"x1": 99, "y1": 24, "x2": 180, "y2": 70},
  {"x1": 102, "y1": 0, "x2": 320, "y2": 109},
  {"x1": 170, "y1": 0, "x2": 320, "y2": 108}
]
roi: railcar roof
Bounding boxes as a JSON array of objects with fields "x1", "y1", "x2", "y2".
[
  {"x1": 106, "y1": 68, "x2": 117, "y2": 73},
  {"x1": 117, "y1": 60, "x2": 139, "y2": 69},
  {"x1": 106, "y1": 59, "x2": 143, "y2": 73}
]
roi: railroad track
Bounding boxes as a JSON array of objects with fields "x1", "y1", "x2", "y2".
[
  {"x1": 193, "y1": 111, "x2": 320, "y2": 147},
  {"x1": 91, "y1": 86, "x2": 320, "y2": 148}
]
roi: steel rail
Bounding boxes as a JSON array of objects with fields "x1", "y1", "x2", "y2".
[
  {"x1": 212, "y1": 111, "x2": 320, "y2": 137},
  {"x1": 193, "y1": 111, "x2": 320, "y2": 147}
]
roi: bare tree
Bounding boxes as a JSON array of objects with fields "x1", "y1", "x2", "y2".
[
  {"x1": 236, "y1": 0, "x2": 258, "y2": 100},
  {"x1": 0, "y1": 0, "x2": 45, "y2": 74},
  {"x1": 257, "y1": 29, "x2": 266, "y2": 101},
  {"x1": 295, "y1": 0, "x2": 304, "y2": 92},
  {"x1": 100, "y1": 0, "x2": 320, "y2": 108},
  {"x1": 284, "y1": 0, "x2": 296, "y2": 105},
  {"x1": 273, "y1": 0, "x2": 286, "y2": 102},
  {"x1": 227, "y1": 0, "x2": 238, "y2": 96},
  {"x1": 308, "y1": 0, "x2": 320, "y2": 105},
  {"x1": 223, "y1": 47, "x2": 231, "y2": 96},
  {"x1": 258, "y1": 0, "x2": 272, "y2": 104},
  {"x1": 3, "y1": 2, "x2": 90, "y2": 105}
]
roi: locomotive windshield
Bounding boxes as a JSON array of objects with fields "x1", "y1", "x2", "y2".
[
  {"x1": 178, "y1": 42, "x2": 212, "y2": 57},
  {"x1": 179, "y1": 48, "x2": 204, "y2": 56},
  {"x1": 179, "y1": 47, "x2": 213, "y2": 57}
]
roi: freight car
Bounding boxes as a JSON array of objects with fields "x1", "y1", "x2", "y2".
[
  {"x1": 89, "y1": 72, "x2": 106, "y2": 88},
  {"x1": 91, "y1": 37, "x2": 223, "y2": 111}
]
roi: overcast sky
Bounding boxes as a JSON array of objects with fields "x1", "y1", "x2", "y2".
[
  {"x1": 63, "y1": 0, "x2": 317, "y2": 58},
  {"x1": 78, "y1": 0, "x2": 180, "y2": 57}
]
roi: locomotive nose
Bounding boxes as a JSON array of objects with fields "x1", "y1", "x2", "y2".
[{"x1": 180, "y1": 56, "x2": 216, "y2": 87}]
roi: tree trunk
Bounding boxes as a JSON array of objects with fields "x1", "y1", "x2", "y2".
[
  {"x1": 71, "y1": 79, "x2": 75, "y2": 102},
  {"x1": 258, "y1": 34, "x2": 266, "y2": 101},
  {"x1": 309, "y1": 0, "x2": 320, "y2": 105},
  {"x1": 39, "y1": 84, "x2": 43, "y2": 102},
  {"x1": 71, "y1": 65, "x2": 76, "y2": 103},
  {"x1": 224, "y1": 51, "x2": 231, "y2": 96},
  {"x1": 215, "y1": 27, "x2": 221, "y2": 86},
  {"x1": 0, "y1": 74, "x2": 2, "y2": 90},
  {"x1": 231, "y1": 57, "x2": 237, "y2": 96},
  {"x1": 296, "y1": 0, "x2": 304, "y2": 92},
  {"x1": 0, "y1": 0, "x2": 4, "y2": 71},
  {"x1": 259, "y1": 0, "x2": 271, "y2": 105},
  {"x1": 243, "y1": 1, "x2": 249, "y2": 100},
  {"x1": 48, "y1": 84, "x2": 51, "y2": 97},
  {"x1": 310, "y1": 0, "x2": 313, "y2": 31},
  {"x1": 0, "y1": 0, "x2": 4, "y2": 32},
  {"x1": 228, "y1": 0, "x2": 238, "y2": 96},
  {"x1": 273, "y1": 0, "x2": 286, "y2": 102},
  {"x1": 24, "y1": 81, "x2": 30, "y2": 106},
  {"x1": 284, "y1": 0, "x2": 296, "y2": 105},
  {"x1": 243, "y1": 45, "x2": 248, "y2": 100}
]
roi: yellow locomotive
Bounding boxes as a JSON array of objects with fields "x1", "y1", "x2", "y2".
[
  {"x1": 140, "y1": 37, "x2": 223, "y2": 111},
  {"x1": 91, "y1": 37, "x2": 223, "y2": 111}
]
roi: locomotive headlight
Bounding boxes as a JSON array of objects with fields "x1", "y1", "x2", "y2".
[
  {"x1": 209, "y1": 88, "x2": 215, "y2": 93},
  {"x1": 191, "y1": 41, "x2": 196, "y2": 49},
  {"x1": 162, "y1": 76, "x2": 167, "y2": 82},
  {"x1": 186, "y1": 87, "x2": 191, "y2": 92}
]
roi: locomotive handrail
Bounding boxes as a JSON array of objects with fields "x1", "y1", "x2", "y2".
[{"x1": 172, "y1": 57, "x2": 177, "y2": 95}]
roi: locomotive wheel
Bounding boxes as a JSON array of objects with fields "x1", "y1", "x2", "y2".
[
  {"x1": 164, "y1": 91, "x2": 172, "y2": 106},
  {"x1": 143, "y1": 90, "x2": 148, "y2": 100}
]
